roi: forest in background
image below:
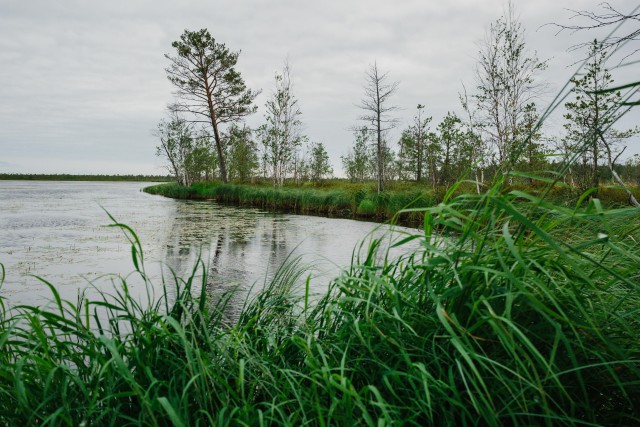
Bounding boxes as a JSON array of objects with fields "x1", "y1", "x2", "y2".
[{"x1": 155, "y1": 3, "x2": 639, "y2": 204}]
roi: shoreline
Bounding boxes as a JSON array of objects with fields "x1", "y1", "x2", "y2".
[{"x1": 142, "y1": 182, "x2": 434, "y2": 227}]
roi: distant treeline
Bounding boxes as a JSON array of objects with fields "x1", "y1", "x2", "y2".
[{"x1": 0, "y1": 173, "x2": 175, "y2": 182}]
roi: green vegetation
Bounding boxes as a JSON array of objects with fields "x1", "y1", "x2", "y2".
[
  {"x1": 153, "y1": 7, "x2": 640, "y2": 205},
  {"x1": 145, "y1": 180, "x2": 439, "y2": 224},
  {"x1": 144, "y1": 179, "x2": 640, "y2": 225},
  {"x1": 2, "y1": 3, "x2": 638, "y2": 425},
  {"x1": 0, "y1": 173, "x2": 174, "y2": 182},
  {"x1": 2, "y1": 177, "x2": 640, "y2": 425},
  {"x1": 164, "y1": 29, "x2": 259, "y2": 183}
]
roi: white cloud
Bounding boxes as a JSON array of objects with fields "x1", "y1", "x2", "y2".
[{"x1": 0, "y1": 0, "x2": 637, "y2": 174}]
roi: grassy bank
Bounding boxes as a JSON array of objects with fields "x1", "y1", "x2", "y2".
[
  {"x1": 144, "y1": 179, "x2": 640, "y2": 226},
  {"x1": 144, "y1": 181, "x2": 442, "y2": 225},
  {"x1": 1, "y1": 179, "x2": 639, "y2": 425}
]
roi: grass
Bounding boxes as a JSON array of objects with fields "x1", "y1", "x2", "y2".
[
  {"x1": 144, "y1": 178, "x2": 640, "y2": 228},
  {"x1": 145, "y1": 180, "x2": 449, "y2": 225},
  {"x1": 1, "y1": 175, "x2": 639, "y2": 425},
  {"x1": 4, "y1": 17, "x2": 640, "y2": 425}
]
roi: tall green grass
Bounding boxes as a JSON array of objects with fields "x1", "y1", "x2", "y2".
[
  {"x1": 144, "y1": 179, "x2": 640, "y2": 228},
  {"x1": 144, "y1": 181, "x2": 437, "y2": 225},
  {"x1": 1, "y1": 176, "x2": 639, "y2": 425}
]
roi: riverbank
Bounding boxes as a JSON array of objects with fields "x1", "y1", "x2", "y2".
[
  {"x1": 1, "y1": 183, "x2": 639, "y2": 425},
  {"x1": 144, "y1": 180, "x2": 640, "y2": 226},
  {"x1": 144, "y1": 181, "x2": 439, "y2": 225}
]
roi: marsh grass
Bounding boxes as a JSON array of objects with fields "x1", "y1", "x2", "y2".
[
  {"x1": 144, "y1": 179, "x2": 640, "y2": 229},
  {"x1": 2, "y1": 174, "x2": 640, "y2": 425},
  {"x1": 144, "y1": 181, "x2": 437, "y2": 226}
]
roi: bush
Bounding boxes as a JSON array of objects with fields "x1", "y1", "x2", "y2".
[{"x1": 356, "y1": 198, "x2": 376, "y2": 216}]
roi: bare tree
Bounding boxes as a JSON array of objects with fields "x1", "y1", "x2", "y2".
[
  {"x1": 473, "y1": 2, "x2": 547, "y2": 172},
  {"x1": 165, "y1": 29, "x2": 259, "y2": 183},
  {"x1": 358, "y1": 62, "x2": 399, "y2": 193},
  {"x1": 552, "y1": 2, "x2": 640, "y2": 61}
]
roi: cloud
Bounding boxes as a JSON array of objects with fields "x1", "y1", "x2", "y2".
[
  {"x1": 0, "y1": 161, "x2": 17, "y2": 168},
  {"x1": 0, "y1": 0, "x2": 637, "y2": 174}
]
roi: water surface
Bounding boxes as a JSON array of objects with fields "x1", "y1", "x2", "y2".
[{"x1": 0, "y1": 181, "x2": 417, "y2": 307}]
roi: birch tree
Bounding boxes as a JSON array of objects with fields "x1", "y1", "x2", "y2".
[
  {"x1": 261, "y1": 62, "x2": 304, "y2": 186},
  {"x1": 154, "y1": 114, "x2": 193, "y2": 186},
  {"x1": 474, "y1": 3, "x2": 547, "y2": 171}
]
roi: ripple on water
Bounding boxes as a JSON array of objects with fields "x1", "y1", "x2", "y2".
[
  {"x1": 1, "y1": 215, "x2": 89, "y2": 230},
  {"x1": 0, "y1": 181, "x2": 420, "y2": 311}
]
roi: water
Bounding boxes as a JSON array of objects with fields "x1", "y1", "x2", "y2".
[{"x1": 0, "y1": 181, "x2": 418, "y2": 308}]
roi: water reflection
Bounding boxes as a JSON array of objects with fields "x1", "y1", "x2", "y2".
[
  {"x1": 0, "y1": 181, "x2": 419, "y2": 313},
  {"x1": 160, "y1": 199, "x2": 421, "y2": 319}
]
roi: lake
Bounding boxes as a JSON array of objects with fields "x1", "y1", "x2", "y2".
[{"x1": 0, "y1": 181, "x2": 417, "y2": 308}]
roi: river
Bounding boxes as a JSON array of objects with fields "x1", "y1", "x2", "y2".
[{"x1": 0, "y1": 181, "x2": 418, "y2": 309}]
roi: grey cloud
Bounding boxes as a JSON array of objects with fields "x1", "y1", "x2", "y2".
[{"x1": 0, "y1": 0, "x2": 637, "y2": 174}]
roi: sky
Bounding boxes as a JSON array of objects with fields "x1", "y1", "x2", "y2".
[{"x1": 0, "y1": 0, "x2": 638, "y2": 176}]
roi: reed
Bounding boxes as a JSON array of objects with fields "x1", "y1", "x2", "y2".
[
  {"x1": 145, "y1": 181, "x2": 436, "y2": 225},
  {"x1": 2, "y1": 173, "x2": 640, "y2": 425}
]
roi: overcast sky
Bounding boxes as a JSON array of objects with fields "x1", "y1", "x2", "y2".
[{"x1": 0, "y1": 0, "x2": 638, "y2": 175}]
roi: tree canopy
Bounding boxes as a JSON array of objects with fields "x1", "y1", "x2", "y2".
[{"x1": 165, "y1": 29, "x2": 259, "y2": 183}]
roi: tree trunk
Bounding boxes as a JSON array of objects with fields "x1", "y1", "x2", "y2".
[
  {"x1": 205, "y1": 84, "x2": 228, "y2": 183},
  {"x1": 601, "y1": 134, "x2": 639, "y2": 207},
  {"x1": 377, "y1": 104, "x2": 383, "y2": 193}
]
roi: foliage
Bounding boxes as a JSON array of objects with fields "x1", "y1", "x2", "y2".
[
  {"x1": 397, "y1": 105, "x2": 432, "y2": 182},
  {"x1": 3, "y1": 178, "x2": 640, "y2": 425},
  {"x1": 621, "y1": 154, "x2": 640, "y2": 185},
  {"x1": 144, "y1": 181, "x2": 434, "y2": 224},
  {"x1": 165, "y1": 29, "x2": 259, "y2": 183},
  {"x1": 435, "y1": 112, "x2": 471, "y2": 186},
  {"x1": 515, "y1": 102, "x2": 547, "y2": 176},
  {"x1": 342, "y1": 127, "x2": 373, "y2": 182},
  {"x1": 155, "y1": 114, "x2": 216, "y2": 185},
  {"x1": 473, "y1": 3, "x2": 547, "y2": 170},
  {"x1": 356, "y1": 198, "x2": 376, "y2": 215},
  {"x1": 308, "y1": 142, "x2": 333, "y2": 182},
  {"x1": 563, "y1": 40, "x2": 639, "y2": 191},
  {"x1": 225, "y1": 123, "x2": 259, "y2": 182},
  {"x1": 12, "y1": 9, "x2": 639, "y2": 423},
  {"x1": 260, "y1": 62, "x2": 305, "y2": 187}
]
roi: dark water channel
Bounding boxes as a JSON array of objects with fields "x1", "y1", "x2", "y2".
[{"x1": 0, "y1": 181, "x2": 418, "y2": 309}]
